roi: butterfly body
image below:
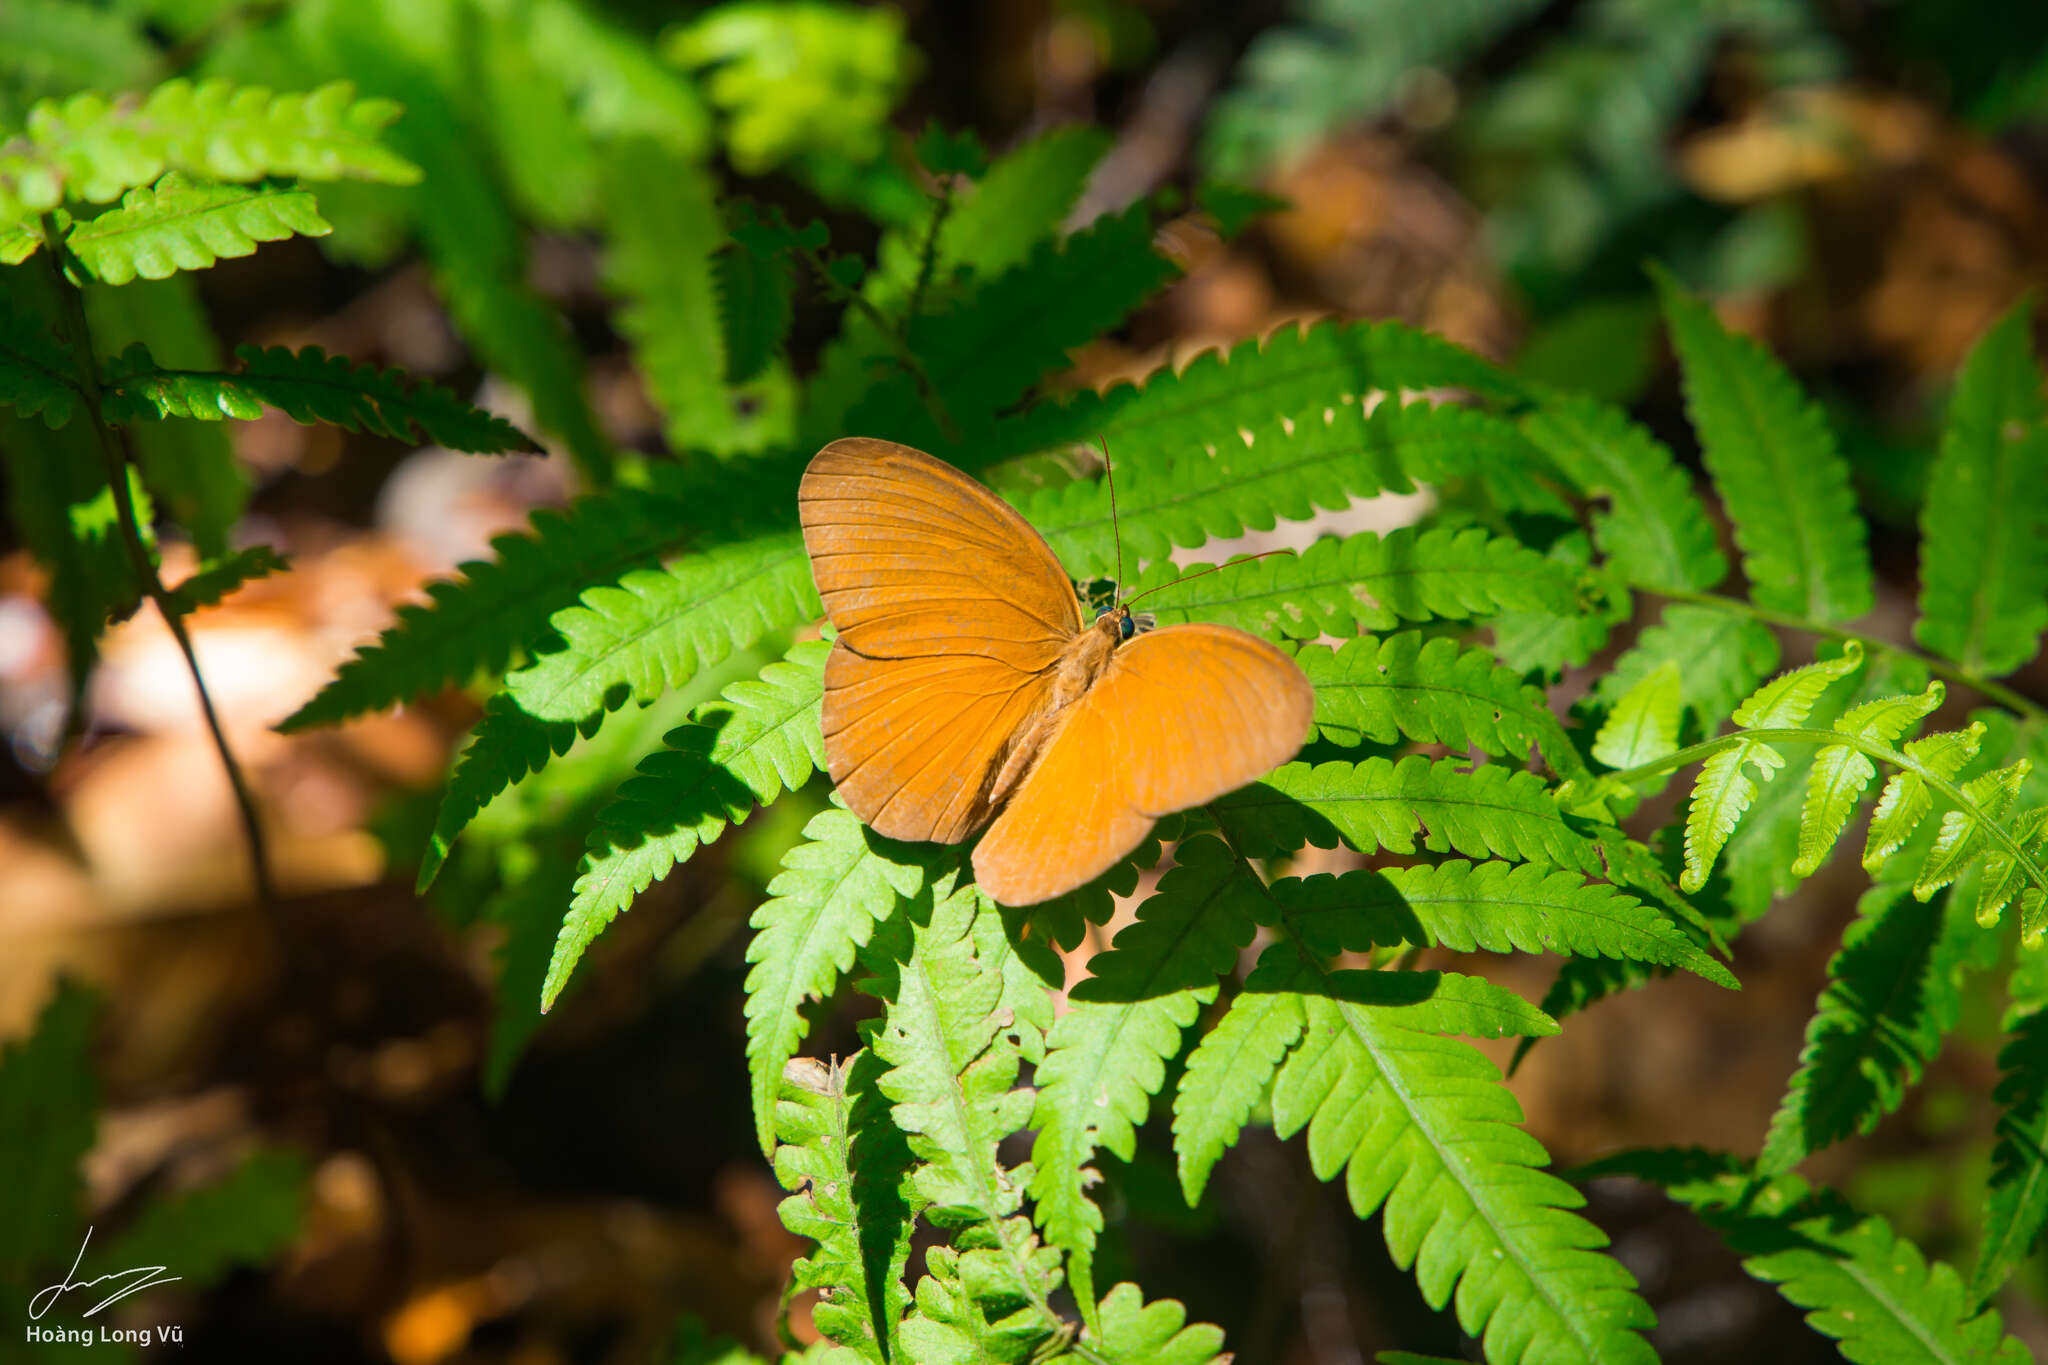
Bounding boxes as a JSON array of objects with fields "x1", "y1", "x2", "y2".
[{"x1": 799, "y1": 438, "x2": 1313, "y2": 905}]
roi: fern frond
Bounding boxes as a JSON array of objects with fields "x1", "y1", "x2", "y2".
[
  {"x1": 773, "y1": 1054, "x2": 912, "y2": 1363},
  {"x1": 0, "y1": 978, "x2": 98, "y2": 1274},
  {"x1": 163, "y1": 545, "x2": 289, "y2": 617},
  {"x1": 1916, "y1": 760, "x2": 2030, "y2": 898},
  {"x1": 566, "y1": 641, "x2": 826, "y2": 1005},
  {"x1": 103, "y1": 342, "x2": 541, "y2": 452},
  {"x1": 1588, "y1": 1152, "x2": 2028, "y2": 1365},
  {"x1": 0, "y1": 78, "x2": 420, "y2": 228},
  {"x1": 503, "y1": 528, "x2": 817, "y2": 722},
  {"x1": 1654, "y1": 268, "x2": 1873, "y2": 622},
  {"x1": 598, "y1": 139, "x2": 733, "y2": 453},
  {"x1": 864, "y1": 885, "x2": 1062, "y2": 1356},
  {"x1": 1973, "y1": 1007, "x2": 2048, "y2": 1301},
  {"x1": 0, "y1": 284, "x2": 77, "y2": 427},
  {"x1": 1521, "y1": 393, "x2": 1726, "y2": 591},
  {"x1": 741, "y1": 805, "x2": 939, "y2": 1155},
  {"x1": 1173, "y1": 989, "x2": 1306, "y2": 1205},
  {"x1": 1756, "y1": 885, "x2": 1972, "y2": 1174},
  {"x1": 714, "y1": 225, "x2": 793, "y2": 386},
  {"x1": 1077, "y1": 1283, "x2": 1227, "y2": 1365},
  {"x1": 1914, "y1": 296, "x2": 2048, "y2": 677},
  {"x1": 1977, "y1": 807, "x2": 2048, "y2": 933},
  {"x1": 1248, "y1": 949, "x2": 1556, "y2": 1039},
  {"x1": 1212, "y1": 755, "x2": 1605, "y2": 875},
  {"x1": 1271, "y1": 861, "x2": 1735, "y2": 987},
  {"x1": 1135, "y1": 526, "x2": 1580, "y2": 640},
  {"x1": 277, "y1": 469, "x2": 713, "y2": 731},
  {"x1": 1030, "y1": 398, "x2": 1549, "y2": 581},
  {"x1": 1593, "y1": 661, "x2": 1682, "y2": 771},
  {"x1": 1863, "y1": 724, "x2": 1985, "y2": 871},
  {"x1": 1306, "y1": 631, "x2": 1585, "y2": 776},
  {"x1": 1590, "y1": 603, "x2": 1780, "y2": 725},
  {"x1": 1682, "y1": 647, "x2": 1865, "y2": 891},
  {"x1": 1030, "y1": 837, "x2": 1258, "y2": 1318},
  {"x1": 61, "y1": 174, "x2": 330, "y2": 284},
  {"x1": 1271, "y1": 991, "x2": 1657, "y2": 1364},
  {"x1": 1795, "y1": 682, "x2": 1946, "y2": 877}
]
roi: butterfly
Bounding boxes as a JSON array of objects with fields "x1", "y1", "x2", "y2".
[{"x1": 796, "y1": 437, "x2": 1315, "y2": 904}]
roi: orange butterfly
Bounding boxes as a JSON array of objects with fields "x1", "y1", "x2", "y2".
[{"x1": 797, "y1": 437, "x2": 1315, "y2": 905}]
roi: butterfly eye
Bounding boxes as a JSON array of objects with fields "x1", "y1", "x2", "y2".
[{"x1": 1118, "y1": 613, "x2": 1136, "y2": 641}]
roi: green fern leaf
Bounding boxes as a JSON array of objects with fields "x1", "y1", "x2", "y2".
[
  {"x1": 1135, "y1": 526, "x2": 1579, "y2": 640},
  {"x1": 993, "y1": 316, "x2": 1526, "y2": 478},
  {"x1": 1247, "y1": 944, "x2": 1556, "y2": 1039},
  {"x1": 1756, "y1": 885, "x2": 1972, "y2": 1174},
  {"x1": 1978, "y1": 807, "x2": 2048, "y2": 932},
  {"x1": 1030, "y1": 837, "x2": 1259, "y2": 1317},
  {"x1": 1272, "y1": 860, "x2": 1735, "y2": 987},
  {"x1": 1864, "y1": 724, "x2": 1987, "y2": 871},
  {"x1": 504, "y1": 529, "x2": 818, "y2": 722},
  {"x1": 1683, "y1": 649, "x2": 1865, "y2": 891},
  {"x1": 1974, "y1": 1007, "x2": 2048, "y2": 1301},
  {"x1": 0, "y1": 979, "x2": 98, "y2": 1275},
  {"x1": 864, "y1": 884, "x2": 1062, "y2": 1354},
  {"x1": 1654, "y1": 267, "x2": 1873, "y2": 622},
  {"x1": 773, "y1": 1053, "x2": 912, "y2": 1364},
  {"x1": 0, "y1": 283, "x2": 77, "y2": 427},
  {"x1": 63, "y1": 174, "x2": 330, "y2": 284},
  {"x1": 599, "y1": 139, "x2": 734, "y2": 452},
  {"x1": 0, "y1": 0, "x2": 154, "y2": 105},
  {"x1": 163, "y1": 545, "x2": 289, "y2": 617},
  {"x1": 1077, "y1": 1282, "x2": 1227, "y2": 1365},
  {"x1": 278, "y1": 469, "x2": 714, "y2": 732},
  {"x1": 1306, "y1": 632, "x2": 1586, "y2": 776},
  {"x1": 1174, "y1": 989, "x2": 1306, "y2": 1205},
  {"x1": 1590, "y1": 604, "x2": 1780, "y2": 726},
  {"x1": 1593, "y1": 661, "x2": 1682, "y2": 771},
  {"x1": 1213, "y1": 755, "x2": 1605, "y2": 874},
  {"x1": 1031, "y1": 398, "x2": 1551, "y2": 582},
  {"x1": 1914, "y1": 296, "x2": 2048, "y2": 677},
  {"x1": 566, "y1": 641, "x2": 827, "y2": 996},
  {"x1": 103, "y1": 341, "x2": 542, "y2": 452},
  {"x1": 1916, "y1": 760, "x2": 2031, "y2": 897},
  {"x1": 741, "y1": 805, "x2": 938, "y2": 1156},
  {"x1": 90, "y1": 1147, "x2": 306, "y2": 1291},
  {"x1": 1590, "y1": 1153, "x2": 2029, "y2": 1365},
  {"x1": 1522, "y1": 393, "x2": 1726, "y2": 591},
  {"x1": 1271, "y1": 991, "x2": 1656, "y2": 1364},
  {"x1": 1796, "y1": 683, "x2": 1946, "y2": 877},
  {"x1": 0, "y1": 78, "x2": 420, "y2": 228}
]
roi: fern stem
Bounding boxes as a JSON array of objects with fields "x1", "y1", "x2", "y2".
[
  {"x1": 36, "y1": 215, "x2": 276, "y2": 908},
  {"x1": 905, "y1": 178, "x2": 954, "y2": 330},
  {"x1": 1605, "y1": 725, "x2": 2048, "y2": 899},
  {"x1": 1647, "y1": 586, "x2": 2048, "y2": 723}
]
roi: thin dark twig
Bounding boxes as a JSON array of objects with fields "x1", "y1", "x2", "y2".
[
  {"x1": 37, "y1": 215, "x2": 276, "y2": 908},
  {"x1": 796, "y1": 242, "x2": 959, "y2": 443},
  {"x1": 905, "y1": 177, "x2": 955, "y2": 330}
]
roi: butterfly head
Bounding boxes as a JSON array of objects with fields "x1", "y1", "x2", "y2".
[{"x1": 1093, "y1": 605, "x2": 1155, "y2": 642}]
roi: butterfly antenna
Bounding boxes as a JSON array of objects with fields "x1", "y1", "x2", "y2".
[
  {"x1": 1100, "y1": 435, "x2": 1127, "y2": 601},
  {"x1": 1121, "y1": 547, "x2": 1296, "y2": 608}
]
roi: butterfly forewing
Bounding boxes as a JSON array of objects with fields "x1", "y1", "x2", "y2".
[
  {"x1": 972, "y1": 625, "x2": 1316, "y2": 905},
  {"x1": 799, "y1": 438, "x2": 1084, "y2": 843}
]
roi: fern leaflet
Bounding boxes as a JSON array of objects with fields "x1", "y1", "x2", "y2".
[
  {"x1": 1586, "y1": 1151, "x2": 2028, "y2": 1365},
  {"x1": 1592, "y1": 661, "x2": 1682, "y2": 772},
  {"x1": 1270, "y1": 986, "x2": 1656, "y2": 1363},
  {"x1": 1654, "y1": 267, "x2": 1873, "y2": 622},
  {"x1": 0, "y1": 284, "x2": 77, "y2": 427},
  {"x1": 1306, "y1": 632, "x2": 1586, "y2": 776},
  {"x1": 1590, "y1": 603, "x2": 1780, "y2": 726},
  {"x1": 62, "y1": 174, "x2": 329, "y2": 284},
  {"x1": 1796, "y1": 682, "x2": 1946, "y2": 877},
  {"x1": 1079, "y1": 1283, "x2": 1227, "y2": 1365},
  {"x1": 1174, "y1": 988, "x2": 1306, "y2": 1205},
  {"x1": 741, "y1": 804, "x2": 939, "y2": 1155},
  {"x1": 0, "y1": 979, "x2": 98, "y2": 1274},
  {"x1": 1212, "y1": 755, "x2": 1605, "y2": 874},
  {"x1": 103, "y1": 342, "x2": 541, "y2": 452},
  {"x1": 1974, "y1": 1007, "x2": 2048, "y2": 1301},
  {"x1": 1914, "y1": 295, "x2": 2048, "y2": 677},
  {"x1": 163, "y1": 545, "x2": 289, "y2": 617},
  {"x1": 566, "y1": 641, "x2": 826, "y2": 1003}
]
